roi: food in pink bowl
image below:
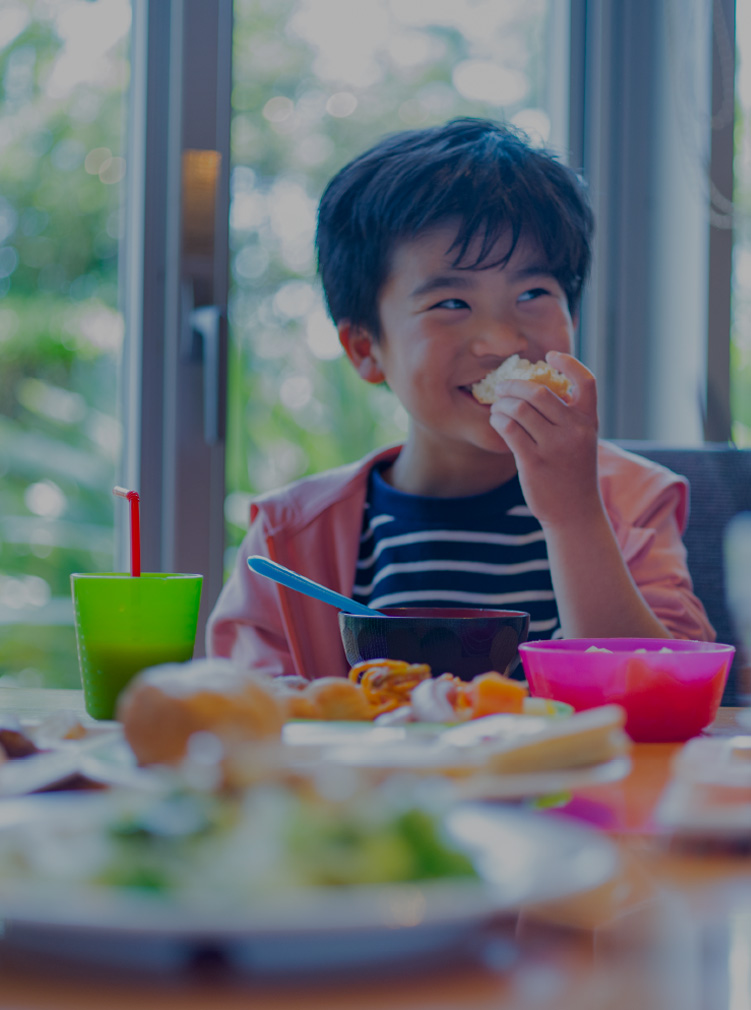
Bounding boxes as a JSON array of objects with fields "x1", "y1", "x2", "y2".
[{"x1": 517, "y1": 638, "x2": 735, "y2": 743}]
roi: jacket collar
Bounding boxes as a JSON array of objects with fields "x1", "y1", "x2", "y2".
[{"x1": 250, "y1": 444, "x2": 403, "y2": 536}]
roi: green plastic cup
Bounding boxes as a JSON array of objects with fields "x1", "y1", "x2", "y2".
[{"x1": 71, "y1": 573, "x2": 203, "y2": 720}]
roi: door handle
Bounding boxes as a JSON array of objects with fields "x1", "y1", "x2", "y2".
[{"x1": 189, "y1": 301, "x2": 225, "y2": 446}]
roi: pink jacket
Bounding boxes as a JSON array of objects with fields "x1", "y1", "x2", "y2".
[{"x1": 207, "y1": 442, "x2": 715, "y2": 679}]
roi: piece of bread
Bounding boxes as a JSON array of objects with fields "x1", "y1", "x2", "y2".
[
  {"x1": 482, "y1": 704, "x2": 630, "y2": 774},
  {"x1": 472, "y1": 355, "x2": 572, "y2": 404},
  {"x1": 304, "y1": 677, "x2": 374, "y2": 721},
  {"x1": 283, "y1": 693, "x2": 321, "y2": 720},
  {"x1": 117, "y1": 659, "x2": 284, "y2": 766}
]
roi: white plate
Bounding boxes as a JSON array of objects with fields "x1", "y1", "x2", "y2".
[
  {"x1": 283, "y1": 720, "x2": 632, "y2": 801},
  {"x1": 0, "y1": 794, "x2": 618, "y2": 973},
  {"x1": 0, "y1": 719, "x2": 631, "y2": 804},
  {"x1": 0, "y1": 730, "x2": 160, "y2": 797},
  {"x1": 654, "y1": 737, "x2": 751, "y2": 839},
  {"x1": 449, "y1": 756, "x2": 632, "y2": 801}
]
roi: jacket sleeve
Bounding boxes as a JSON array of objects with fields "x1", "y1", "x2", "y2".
[
  {"x1": 205, "y1": 512, "x2": 296, "y2": 676},
  {"x1": 612, "y1": 480, "x2": 716, "y2": 642}
]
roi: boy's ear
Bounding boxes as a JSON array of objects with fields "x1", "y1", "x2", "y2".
[{"x1": 338, "y1": 321, "x2": 385, "y2": 384}]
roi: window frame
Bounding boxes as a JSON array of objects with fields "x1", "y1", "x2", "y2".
[
  {"x1": 570, "y1": 0, "x2": 735, "y2": 443},
  {"x1": 121, "y1": 0, "x2": 232, "y2": 654}
]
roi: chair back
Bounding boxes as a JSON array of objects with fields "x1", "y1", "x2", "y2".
[{"x1": 616, "y1": 442, "x2": 751, "y2": 704}]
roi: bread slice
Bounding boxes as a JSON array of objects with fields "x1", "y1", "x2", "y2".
[
  {"x1": 482, "y1": 704, "x2": 630, "y2": 774},
  {"x1": 472, "y1": 354, "x2": 572, "y2": 404}
]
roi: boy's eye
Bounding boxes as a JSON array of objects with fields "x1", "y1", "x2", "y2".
[
  {"x1": 431, "y1": 298, "x2": 470, "y2": 310},
  {"x1": 518, "y1": 287, "x2": 551, "y2": 302}
]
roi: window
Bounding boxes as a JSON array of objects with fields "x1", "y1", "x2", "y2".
[
  {"x1": 0, "y1": 0, "x2": 130, "y2": 687},
  {"x1": 226, "y1": 0, "x2": 568, "y2": 571}
]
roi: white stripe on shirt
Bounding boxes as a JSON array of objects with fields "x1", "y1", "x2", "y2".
[
  {"x1": 360, "y1": 513, "x2": 395, "y2": 540},
  {"x1": 353, "y1": 557, "x2": 553, "y2": 595},
  {"x1": 368, "y1": 588, "x2": 557, "y2": 609},
  {"x1": 529, "y1": 617, "x2": 561, "y2": 633},
  {"x1": 357, "y1": 528, "x2": 548, "y2": 567}
]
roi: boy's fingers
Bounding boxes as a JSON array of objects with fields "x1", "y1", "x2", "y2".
[
  {"x1": 490, "y1": 393, "x2": 564, "y2": 446},
  {"x1": 489, "y1": 409, "x2": 538, "y2": 451},
  {"x1": 491, "y1": 383, "x2": 569, "y2": 430},
  {"x1": 546, "y1": 351, "x2": 597, "y2": 413}
]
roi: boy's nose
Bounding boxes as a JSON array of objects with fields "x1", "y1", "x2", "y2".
[{"x1": 469, "y1": 323, "x2": 525, "y2": 356}]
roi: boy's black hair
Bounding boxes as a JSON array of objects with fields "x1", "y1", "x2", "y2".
[{"x1": 316, "y1": 118, "x2": 594, "y2": 337}]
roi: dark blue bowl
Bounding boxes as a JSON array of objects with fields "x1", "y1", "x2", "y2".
[{"x1": 338, "y1": 607, "x2": 530, "y2": 681}]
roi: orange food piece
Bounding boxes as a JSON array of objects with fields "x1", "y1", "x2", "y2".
[
  {"x1": 348, "y1": 658, "x2": 425, "y2": 683},
  {"x1": 284, "y1": 693, "x2": 321, "y2": 720},
  {"x1": 453, "y1": 683, "x2": 474, "y2": 711},
  {"x1": 305, "y1": 678, "x2": 375, "y2": 721},
  {"x1": 347, "y1": 659, "x2": 431, "y2": 714},
  {"x1": 468, "y1": 671, "x2": 528, "y2": 718}
]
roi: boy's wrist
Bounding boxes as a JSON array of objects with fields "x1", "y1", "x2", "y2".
[{"x1": 537, "y1": 496, "x2": 610, "y2": 538}]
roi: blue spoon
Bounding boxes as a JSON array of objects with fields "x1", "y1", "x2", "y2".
[{"x1": 247, "y1": 556, "x2": 382, "y2": 616}]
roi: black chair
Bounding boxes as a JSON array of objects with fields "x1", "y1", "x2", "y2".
[{"x1": 616, "y1": 442, "x2": 751, "y2": 705}]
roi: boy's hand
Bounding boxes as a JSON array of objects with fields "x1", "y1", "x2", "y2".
[{"x1": 488, "y1": 351, "x2": 601, "y2": 529}]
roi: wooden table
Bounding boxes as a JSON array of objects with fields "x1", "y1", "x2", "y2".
[{"x1": 0, "y1": 692, "x2": 749, "y2": 1010}]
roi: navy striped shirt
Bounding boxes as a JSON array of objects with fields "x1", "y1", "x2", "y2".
[{"x1": 352, "y1": 464, "x2": 561, "y2": 640}]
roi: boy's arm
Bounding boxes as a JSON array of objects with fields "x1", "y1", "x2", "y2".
[
  {"x1": 610, "y1": 482, "x2": 715, "y2": 641},
  {"x1": 489, "y1": 352, "x2": 712, "y2": 640},
  {"x1": 542, "y1": 492, "x2": 705, "y2": 640}
]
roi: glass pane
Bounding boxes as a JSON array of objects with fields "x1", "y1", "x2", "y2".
[
  {"x1": 732, "y1": 0, "x2": 751, "y2": 445},
  {"x1": 227, "y1": 0, "x2": 566, "y2": 570},
  {"x1": 0, "y1": 0, "x2": 130, "y2": 687}
]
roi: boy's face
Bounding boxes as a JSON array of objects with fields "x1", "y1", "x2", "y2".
[{"x1": 340, "y1": 223, "x2": 576, "y2": 480}]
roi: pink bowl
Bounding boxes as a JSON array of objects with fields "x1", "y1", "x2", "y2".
[{"x1": 518, "y1": 638, "x2": 735, "y2": 742}]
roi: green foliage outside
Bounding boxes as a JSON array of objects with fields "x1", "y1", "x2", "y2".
[
  {"x1": 225, "y1": 0, "x2": 555, "y2": 559},
  {"x1": 0, "y1": 1, "x2": 128, "y2": 686}
]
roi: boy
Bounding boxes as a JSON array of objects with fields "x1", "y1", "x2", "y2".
[{"x1": 207, "y1": 119, "x2": 713, "y2": 679}]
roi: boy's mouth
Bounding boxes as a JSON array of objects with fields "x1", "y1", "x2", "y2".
[{"x1": 458, "y1": 384, "x2": 488, "y2": 403}]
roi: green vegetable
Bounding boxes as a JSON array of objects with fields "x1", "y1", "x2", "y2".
[
  {"x1": 96, "y1": 864, "x2": 172, "y2": 893},
  {"x1": 395, "y1": 810, "x2": 477, "y2": 880}
]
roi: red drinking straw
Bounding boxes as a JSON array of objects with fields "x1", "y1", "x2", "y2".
[{"x1": 113, "y1": 486, "x2": 141, "y2": 577}]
